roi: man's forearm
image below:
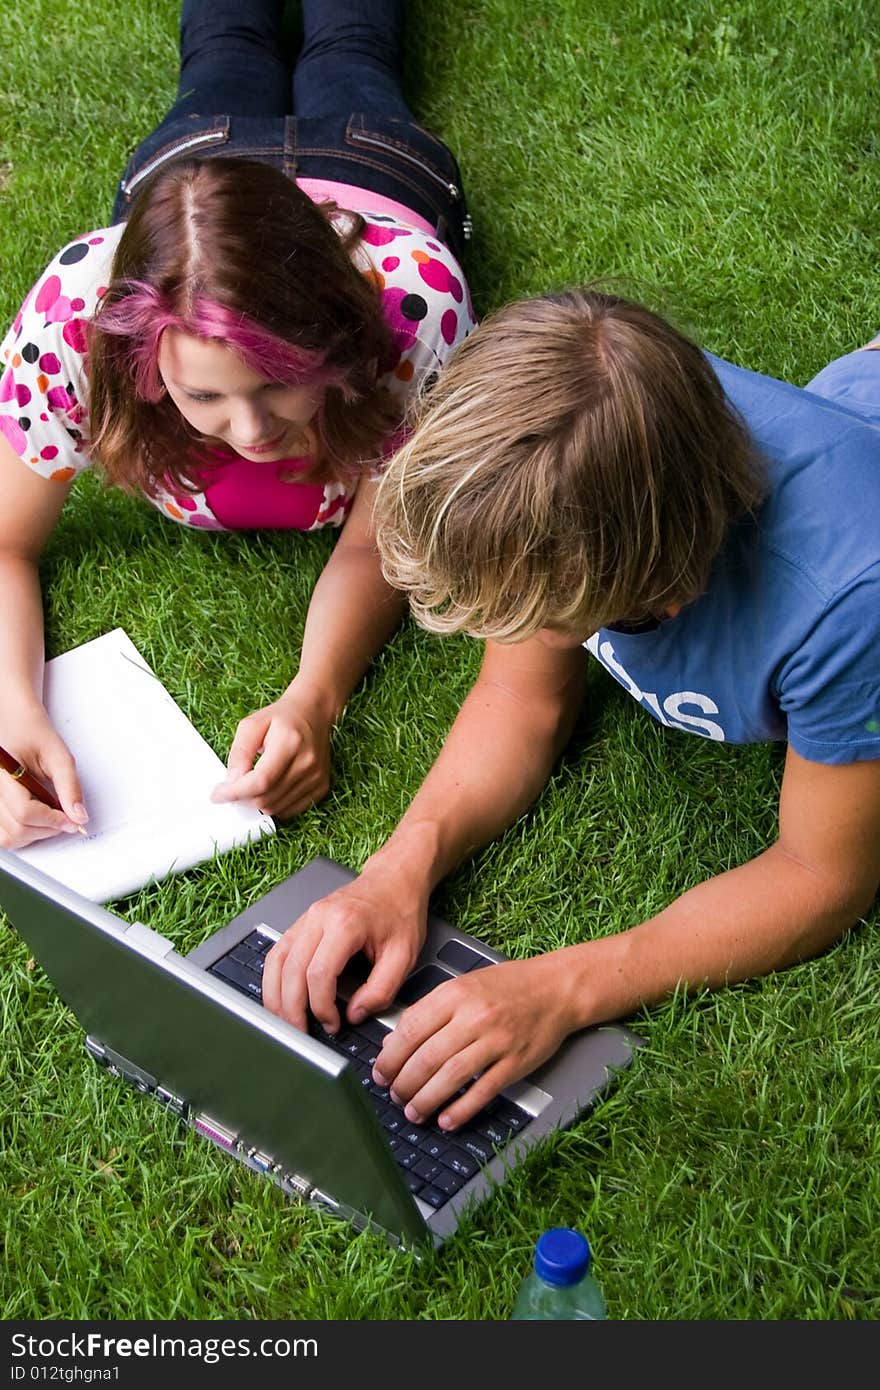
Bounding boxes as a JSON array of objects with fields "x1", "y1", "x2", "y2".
[
  {"x1": 366, "y1": 647, "x2": 588, "y2": 892},
  {"x1": 562, "y1": 839, "x2": 868, "y2": 1029}
]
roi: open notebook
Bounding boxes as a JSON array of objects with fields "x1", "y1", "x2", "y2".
[{"x1": 16, "y1": 629, "x2": 274, "y2": 902}]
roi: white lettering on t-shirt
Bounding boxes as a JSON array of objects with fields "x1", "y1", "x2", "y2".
[
  {"x1": 661, "y1": 691, "x2": 726, "y2": 741},
  {"x1": 585, "y1": 634, "x2": 726, "y2": 741}
]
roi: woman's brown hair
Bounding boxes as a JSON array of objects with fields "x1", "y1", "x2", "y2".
[
  {"x1": 87, "y1": 157, "x2": 399, "y2": 494},
  {"x1": 376, "y1": 288, "x2": 766, "y2": 640}
]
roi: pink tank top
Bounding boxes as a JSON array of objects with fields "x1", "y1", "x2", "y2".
[{"x1": 200, "y1": 454, "x2": 328, "y2": 530}]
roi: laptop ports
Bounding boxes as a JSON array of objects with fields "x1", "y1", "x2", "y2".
[
  {"x1": 156, "y1": 1086, "x2": 187, "y2": 1116},
  {"x1": 280, "y1": 1172, "x2": 313, "y2": 1198},
  {"x1": 192, "y1": 1114, "x2": 238, "y2": 1151},
  {"x1": 245, "y1": 1148, "x2": 276, "y2": 1172}
]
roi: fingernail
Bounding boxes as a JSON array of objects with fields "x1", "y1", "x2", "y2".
[
  {"x1": 349, "y1": 1006, "x2": 365, "y2": 1024},
  {"x1": 438, "y1": 1113, "x2": 453, "y2": 1130},
  {"x1": 404, "y1": 1103, "x2": 421, "y2": 1123},
  {"x1": 372, "y1": 1067, "x2": 387, "y2": 1085},
  {"x1": 73, "y1": 803, "x2": 88, "y2": 824}
]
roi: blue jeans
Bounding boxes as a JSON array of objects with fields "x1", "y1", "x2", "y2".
[{"x1": 111, "y1": 0, "x2": 471, "y2": 261}]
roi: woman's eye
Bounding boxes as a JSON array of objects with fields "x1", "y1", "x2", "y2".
[{"x1": 185, "y1": 392, "x2": 219, "y2": 404}]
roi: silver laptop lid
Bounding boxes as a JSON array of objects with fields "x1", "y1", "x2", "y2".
[{"x1": 0, "y1": 849, "x2": 427, "y2": 1247}]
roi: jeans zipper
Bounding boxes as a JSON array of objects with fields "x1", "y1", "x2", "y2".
[
  {"x1": 347, "y1": 129, "x2": 460, "y2": 200},
  {"x1": 122, "y1": 128, "x2": 228, "y2": 197}
]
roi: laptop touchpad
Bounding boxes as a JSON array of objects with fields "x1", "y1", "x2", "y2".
[
  {"x1": 395, "y1": 964, "x2": 454, "y2": 1006},
  {"x1": 338, "y1": 956, "x2": 455, "y2": 1008}
]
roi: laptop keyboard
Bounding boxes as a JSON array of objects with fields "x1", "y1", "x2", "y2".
[{"x1": 208, "y1": 930, "x2": 531, "y2": 1211}]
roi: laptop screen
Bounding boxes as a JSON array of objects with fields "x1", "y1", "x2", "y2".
[{"x1": 0, "y1": 851, "x2": 427, "y2": 1246}]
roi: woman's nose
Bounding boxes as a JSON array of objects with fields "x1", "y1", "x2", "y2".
[{"x1": 230, "y1": 397, "x2": 274, "y2": 446}]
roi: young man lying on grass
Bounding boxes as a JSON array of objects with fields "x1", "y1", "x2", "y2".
[{"x1": 261, "y1": 289, "x2": 880, "y2": 1134}]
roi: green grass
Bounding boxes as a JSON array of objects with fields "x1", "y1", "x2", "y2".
[{"x1": 1, "y1": 0, "x2": 879, "y2": 1321}]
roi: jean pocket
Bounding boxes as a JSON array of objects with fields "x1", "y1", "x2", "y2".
[
  {"x1": 345, "y1": 116, "x2": 464, "y2": 204},
  {"x1": 119, "y1": 118, "x2": 231, "y2": 203}
]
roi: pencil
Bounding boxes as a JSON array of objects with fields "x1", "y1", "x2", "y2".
[{"x1": 0, "y1": 743, "x2": 88, "y2": 834}]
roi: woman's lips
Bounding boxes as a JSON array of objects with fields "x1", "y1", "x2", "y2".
[{"x1": 236, "y1": 429, "x2": 288, "y2": 456}]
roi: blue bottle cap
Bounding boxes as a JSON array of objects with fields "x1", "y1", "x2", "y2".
[{"x1": 534, "y1": 1228, "x2": 591, "y2": 1286}]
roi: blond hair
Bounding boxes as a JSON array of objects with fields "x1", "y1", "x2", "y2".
[{"x1": 376, "y1": 289, "x2": 765, "y2": 640}]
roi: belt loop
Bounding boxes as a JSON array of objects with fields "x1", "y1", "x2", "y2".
[{"x1": 284, "y1": 115, "x2": 298, "y2": 181}]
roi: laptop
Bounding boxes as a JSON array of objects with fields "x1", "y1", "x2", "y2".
[{"x1": 0, "y1": 849, "x2": 643, "y2": 1250}]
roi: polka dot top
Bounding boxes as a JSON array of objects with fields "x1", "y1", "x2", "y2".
[{"x1": 0, "y1": 213, "x2": 475, "y2": 531}]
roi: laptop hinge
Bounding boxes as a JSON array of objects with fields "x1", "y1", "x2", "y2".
[{"x1": 124, "y1": 920, "x2": 175, "y2": 958}]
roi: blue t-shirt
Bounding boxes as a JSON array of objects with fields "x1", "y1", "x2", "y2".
[{"x1": 586, "y1": 349, "x2": 880, "y2": 765}]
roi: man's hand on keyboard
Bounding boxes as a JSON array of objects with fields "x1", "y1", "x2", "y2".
[
  {"x1": 261, "y1": 860, "x2": 429, "y2": 1034},
  {"x1": 371, "y1": 951, "x2": 580, "y2": 1131}
]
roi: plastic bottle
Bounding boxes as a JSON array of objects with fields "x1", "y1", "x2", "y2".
[{"x1": 510, "y1": 1227, "x2": 607, "y2": 1319}]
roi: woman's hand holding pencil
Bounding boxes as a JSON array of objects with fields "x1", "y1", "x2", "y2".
[{"x1": 0, "y1": 711, "x2": 88, "y2": 849}]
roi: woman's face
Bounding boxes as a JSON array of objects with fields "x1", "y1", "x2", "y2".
[{"x1": 157, "y1": 330, "x2": 321, "y2": 460}]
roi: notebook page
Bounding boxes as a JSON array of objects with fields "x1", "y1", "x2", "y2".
[{"x1": 16, "y1": 629, "x2": 274, "y2": 901}]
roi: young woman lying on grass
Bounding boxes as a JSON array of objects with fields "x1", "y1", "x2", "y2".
[
  {"x1": 0, "y1": 0, "x2": 473, "y2": 849},
  {"x1": 263, "y1": 289, "x2": 880, "y2": 1132}
]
